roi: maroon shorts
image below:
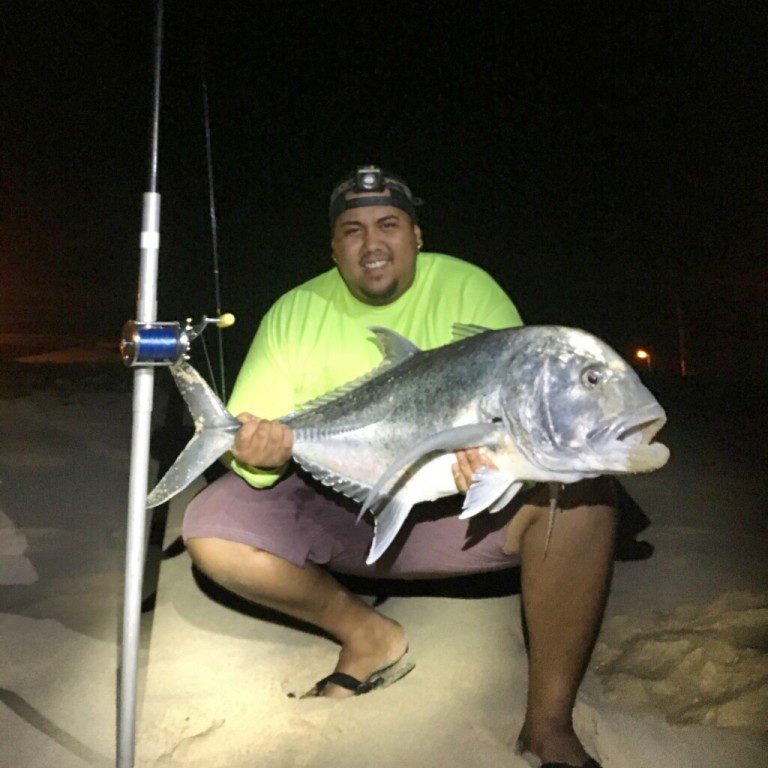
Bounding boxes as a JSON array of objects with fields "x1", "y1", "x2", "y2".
[{"x1": 182, "y1": 470, "x2": 521, "y2": 579}]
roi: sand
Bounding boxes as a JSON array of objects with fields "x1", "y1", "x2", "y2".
[
  {"x1": 0, "y1": 350, "x2": 766, "y2": 767},
  {"x1": 15, "y1": 344, "x2": 120, "y2": 365},
  {"x1": 595, "y1": 591, "x2": 768, "y2": 733}
]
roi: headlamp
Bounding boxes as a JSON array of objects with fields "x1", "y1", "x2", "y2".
[
  {"x1": 329, "y1": 165, "x2": 422, "y2": 226},
  {"x1": 354, "y1": 166, "x2": 385, "y2": 193}
]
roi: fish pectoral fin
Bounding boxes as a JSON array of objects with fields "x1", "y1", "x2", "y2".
[
  {"x1": 366, "y1": 494, "x2": 415, "y2": 564},
  {"x1": 459, "y1": 467, "x2": 524, "y2": 519},
  {"x1": 360, "y1": 422, "x2": 504, "y2": 519},
  {"x1": 146, "y1": 427, "x2": 236, "y2": 509}
]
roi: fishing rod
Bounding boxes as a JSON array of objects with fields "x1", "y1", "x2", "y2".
[
  {"x1": 117, "y1": 2, "x2": 233, "y2": 765},
  {"x1": 201, "y1": 68, "x2": 228, "y2": 401}
]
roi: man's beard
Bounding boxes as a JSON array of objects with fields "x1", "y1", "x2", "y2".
[{"x1": 358, "y1": 277, "x2": 400, "y2": 305}]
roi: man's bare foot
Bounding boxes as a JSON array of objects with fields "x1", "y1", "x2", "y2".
[
  {"x1": 318, "y1": 612, "x2": 408, "y2": 698},
  {"x1": 517, "y1": 720, "x2": 593, "y2": 766}
]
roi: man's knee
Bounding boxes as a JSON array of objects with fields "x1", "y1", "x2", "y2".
[{"x1": 186, "y1": 536, "x2": 263, "y2": 582}]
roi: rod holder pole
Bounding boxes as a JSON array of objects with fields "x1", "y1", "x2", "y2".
[{"x1": 118, "y1": 191, "x2": 161, "y2": 768}]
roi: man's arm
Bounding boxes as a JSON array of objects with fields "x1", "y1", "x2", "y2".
[{"x1": 226, "y1": 306, "x2": 301, "y2": 488}]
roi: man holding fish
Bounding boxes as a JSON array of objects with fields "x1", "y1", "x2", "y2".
[{"x1": 180, "y1": 167, "x2": 632, "y2": 768}]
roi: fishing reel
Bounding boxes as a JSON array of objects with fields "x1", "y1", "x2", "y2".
[{"x1": 120, "y1": 313, "x2": 235, "y2": 367}]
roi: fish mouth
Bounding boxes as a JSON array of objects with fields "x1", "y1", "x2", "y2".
[{"x1": 587, "y1": 405, "x2": 670, "y2": 473}]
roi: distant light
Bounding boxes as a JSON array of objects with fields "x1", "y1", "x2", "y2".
[{"x1": 634, "y1": 348, "x2": 652, "y2": 371}]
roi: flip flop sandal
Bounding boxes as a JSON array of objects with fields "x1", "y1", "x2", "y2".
[
  {"x1": 289, "y1": 653, "x2": 415, "y2": 698},
  {"x1": 517, "y1": 741, "x2": 602, "y2": 768},
  {"x1": 538, "y1": 762, "x2": 602, "y2": 768},
  {"x1": 519, "y1": 752, "x2": 602, "y2": 768}
]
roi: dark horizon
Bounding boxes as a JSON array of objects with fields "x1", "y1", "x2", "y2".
[{"x1": 2, "y1": 2, "x2": 766, "y2": 379}]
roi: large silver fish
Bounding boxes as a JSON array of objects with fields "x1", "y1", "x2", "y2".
[{"x1": 146, "y1": 324, "x2": 669, "y2": 563}]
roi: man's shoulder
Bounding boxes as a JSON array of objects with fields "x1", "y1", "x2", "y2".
[
  {"x1": 420, "y1": 251, "x2": 475, "y2": 270},
  {"x1": 418, "y1": 252, "x2": 504, "y2": 289},
  {"x1": 414, "y1": 252, "x2": 521, "y2": 332}
]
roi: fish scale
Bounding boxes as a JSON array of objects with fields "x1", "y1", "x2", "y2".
[{"x1": 284, "y1": 329, "x2": 510, "y2": 494}]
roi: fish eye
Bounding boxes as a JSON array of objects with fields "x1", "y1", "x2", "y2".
[{"x1": 581, "y1": 366, "x2": 604, "y2": 389}]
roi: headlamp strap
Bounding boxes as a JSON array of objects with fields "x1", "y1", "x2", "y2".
[{"x1": 331, "y1": 189, "x2": 417, "y2": 223}]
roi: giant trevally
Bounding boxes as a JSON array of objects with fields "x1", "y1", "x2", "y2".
[{"x1": 146, "y1": 324, "x2": 669, "y2": 563}]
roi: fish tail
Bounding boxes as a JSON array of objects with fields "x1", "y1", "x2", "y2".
[{"x1": 146, "y1": 360, "x2": 241, "y2": 508}]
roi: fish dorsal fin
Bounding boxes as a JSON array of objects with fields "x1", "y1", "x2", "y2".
[
  {"x1": 451, "y1": 323, "x2": 492, "y2": 341},
  {"x1": 367, "y1": 326, "x2": 421, "y2": 363},
  {"x1": 284, "y1": 327, "x2": 419, "y2": 416},
  {"x1": 287, "y1": 376, "x2": 380, "y2": 414}
]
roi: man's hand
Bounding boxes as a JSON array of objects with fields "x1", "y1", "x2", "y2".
[
  {"x1": 231, "y1": 413, "x2": 293, "y2": 469},
  {"x1": 451, "y1": 447, "x2": 495, "y2": 494}
]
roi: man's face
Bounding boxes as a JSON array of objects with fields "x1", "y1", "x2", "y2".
[{"x1": 331, "y1": 192, "x2": 423, "y2": 306}]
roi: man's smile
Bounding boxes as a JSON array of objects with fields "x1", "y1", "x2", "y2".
[
  {"x1": 362, "y1": 259, "x2": 389, "y2": 271},
  {"x1": 360, "y1": 254, "x2": 392, "y2": 272}
]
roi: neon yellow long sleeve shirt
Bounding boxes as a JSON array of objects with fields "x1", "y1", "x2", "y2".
[{"x1": 227, "y1": 252, "x2": 523, "y2": 488}]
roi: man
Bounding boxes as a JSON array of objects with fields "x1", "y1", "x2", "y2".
[{"x1": 183, "y1": 167, "x2": 615, "y2": 768}]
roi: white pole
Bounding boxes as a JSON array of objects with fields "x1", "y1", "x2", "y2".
[
  {"x1": 117, "y1": 3, "x2": 163, "y2": 766},
  {"x1": 117, "y1": 196, "x2": 160, "y2": 768}
]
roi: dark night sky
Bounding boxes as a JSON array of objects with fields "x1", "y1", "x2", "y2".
[{"x1": 2, "y1": 2, "x2": 766, "y2": 378}]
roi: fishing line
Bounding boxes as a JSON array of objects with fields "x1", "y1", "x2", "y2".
[
  {"x1": 130, "y1": 325, "x2": 179, "y2": 363},
  {"x1": 201, "y1": 65, "x2": 228, "y2": 401},
  {"x1": 199, "y1": 331, "x2": 217, "y2": 398}
]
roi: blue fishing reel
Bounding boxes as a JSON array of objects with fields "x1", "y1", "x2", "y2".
[{"x1": 120, "y1": 313, "x2": 235, "y2": 367}]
